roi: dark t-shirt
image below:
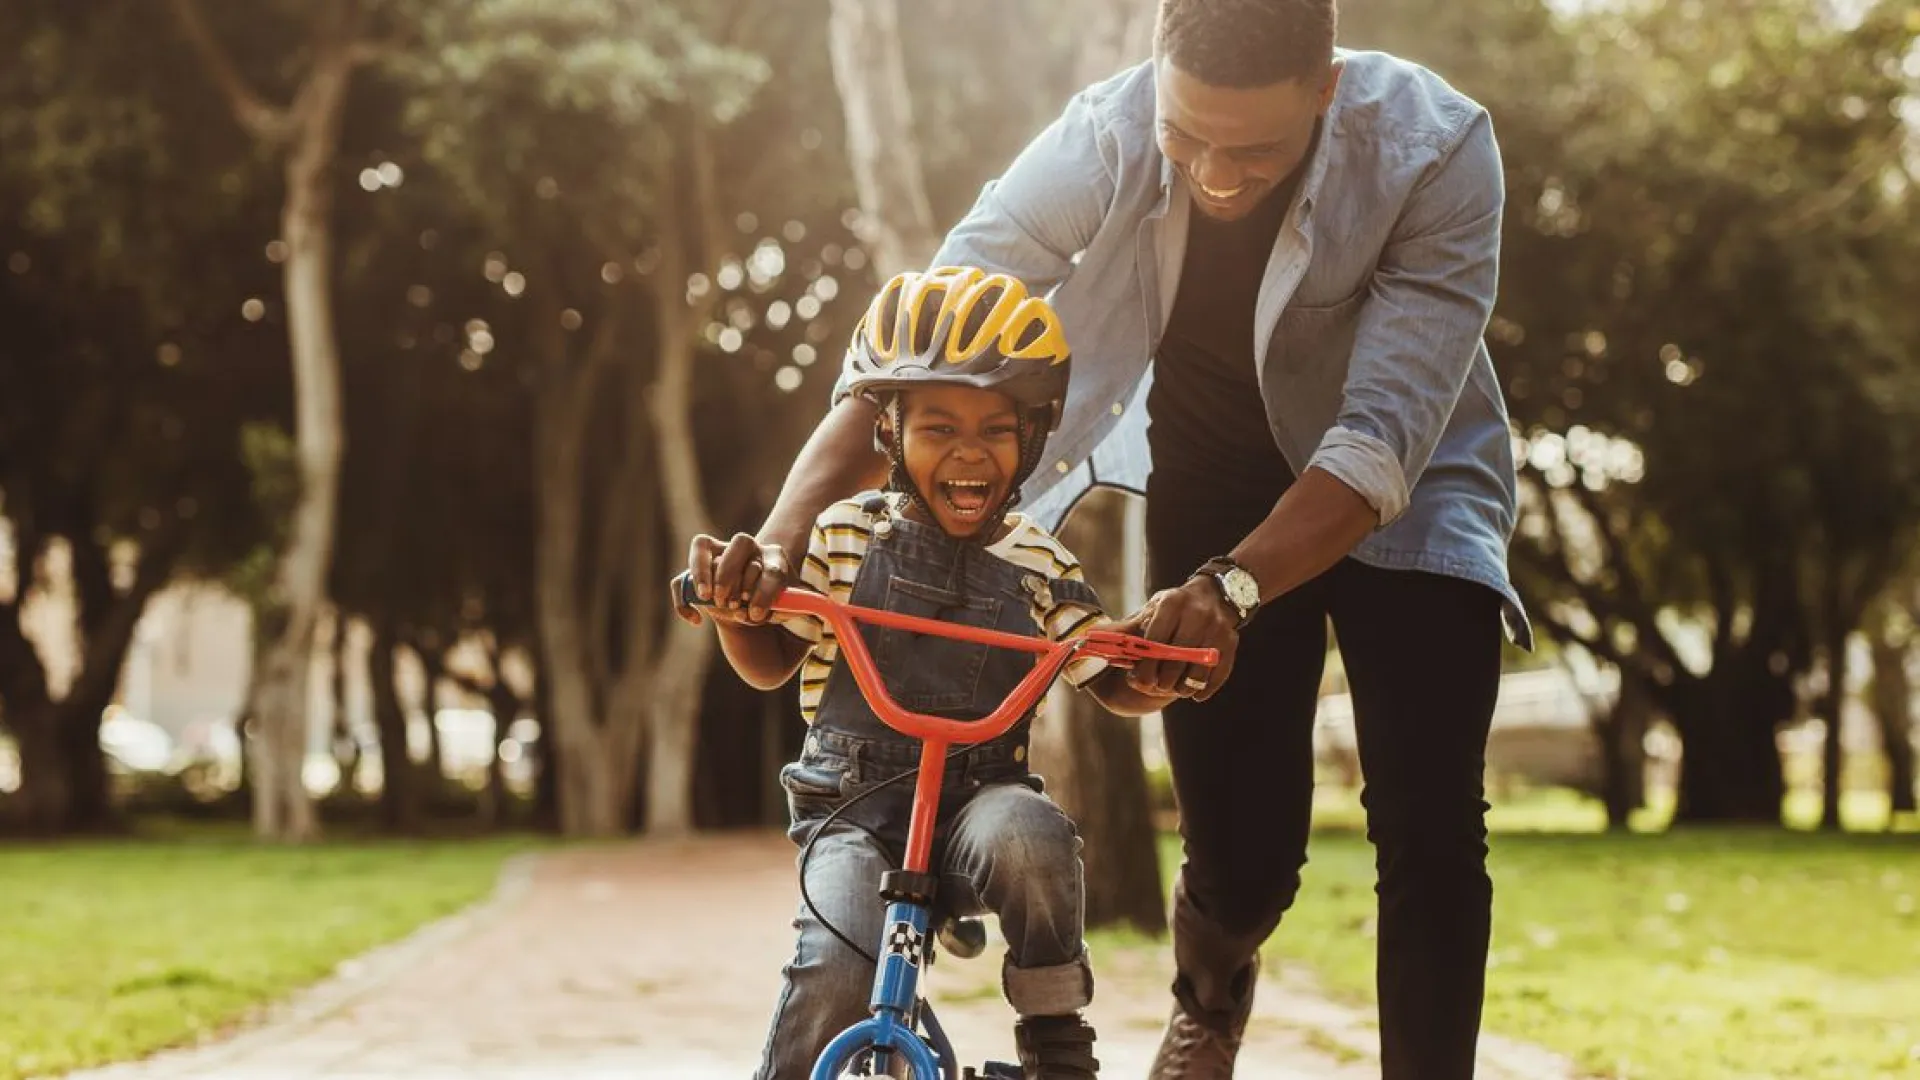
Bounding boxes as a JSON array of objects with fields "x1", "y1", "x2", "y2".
[{"x1": 1146, "y1": 164, "x2": 1309, "y2": 508}]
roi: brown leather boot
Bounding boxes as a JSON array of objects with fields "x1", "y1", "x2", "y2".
[
  {"x1": 1147, "y1": 953, "x2": 1258, "y2": 1079},
  {"x1": 1014, "y1": 1013, "x2": 1099, "y2": 1079}
]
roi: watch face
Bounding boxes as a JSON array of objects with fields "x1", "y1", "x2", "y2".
[{"x1": 1222, "y1": 568, "x2": 1259, "y2": 612}]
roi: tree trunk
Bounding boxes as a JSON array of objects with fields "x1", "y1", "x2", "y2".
[
  {"x1": 532, "y1": 331, "x2": 624, "y2": 836},
  {"x1": 625, "y1": 133, "x2": 727, "y2": 838},
  {"x1": 485, "y1": 677, "x2": 519, "y2": 828},
  {"x1": 418, "y1": 642, "x2": 447, "y2": 788},
  {"x1": 240, "y1": 25, "x2": 357, "y2": 843},
  {"x1": 826, "y1": 0, "x2": 941, "y2": 277},
  {"x1": 635, "y1": 306, "x2": 715, "y2": 837},
  {"x1": 1868, "y1": 613, "x2": 1917, "y2": 817},
  {"x1": 7, "y1": 701, "x2": 69, "y2": 834},
  {"x1": 632, "y1": 633, "x2": 712, "y2": 836},
  {"x1": 62, "y1": 529, "x2": 118, "y2": 832},
  {"x1": 531, "y1": 662, "x2": 560, "y2": 832},
  {"x1": 0, "y1": 532, "x2": 59, "y2": 832},
  {"x1": 329, "y1": 617, "x2": 360, "y2": 790},
  {"x1": 694, "y1": 659, "x2": 784, "y2": 829},
  {"x1": 1597, "y1": 669, "x2": 1651, "y2": 831},
  {"x1": 1031, "y1": 490, "x2": 1167, "y2": 934},
  {"x1": 369, "y1": 619, "x2": 419, "y2": 833},
  {"x1": 1819, "y1": 621, "x2": 1849, "y2": 833},
  {"x1": 57, "y1": 692, "x2": 115, "y2": 833},
  {"x1": 1667, "y1": 664, "x2": 1790, "y2": 824},
  {"x1": 1, "y1": 529, "x2": 181, "y2": 833},
  {"x1": 244, "y1": 609, "x2": 309, "y2": 838}
]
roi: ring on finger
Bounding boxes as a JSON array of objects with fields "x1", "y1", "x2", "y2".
[{"x1": 1181, "y1": 676, "x2": 1207, "y2": 692}]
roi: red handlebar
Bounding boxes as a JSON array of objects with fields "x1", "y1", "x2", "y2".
[
  {"x1": 677, "y1": 573, "x2": 1219, "y2": 876},
  {"x1": 678, "y1": 576, "x2": 1218, "y2": 746}
]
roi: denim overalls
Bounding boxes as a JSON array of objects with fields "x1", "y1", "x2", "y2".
[{"x1": 755, "y1": 497, "x2": 1102, "y2": 1079}]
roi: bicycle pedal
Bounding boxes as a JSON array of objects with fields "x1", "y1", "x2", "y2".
[{"x1": 963, "y1": 1063, "x2": 1022, "y2": 1080}]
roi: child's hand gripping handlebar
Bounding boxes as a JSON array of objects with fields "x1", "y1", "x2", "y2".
[{"x1": 672, "y1": 572, "x2": 1217, "y2": 746}]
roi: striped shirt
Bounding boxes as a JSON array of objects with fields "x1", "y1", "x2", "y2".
[{"x1": 782, "y1": 493, "x2": 1107, "y2": 723}]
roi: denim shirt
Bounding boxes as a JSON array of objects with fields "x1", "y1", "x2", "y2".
[{"x1": 841, "y1": 51, "x2": 1531, "y2": 647}]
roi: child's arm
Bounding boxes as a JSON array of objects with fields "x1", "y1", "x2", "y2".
[{"x1": 712, "y1": 619, "x2": 810, "y2": 691}]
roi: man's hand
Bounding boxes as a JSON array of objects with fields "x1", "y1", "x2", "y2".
[
  {"x1": 1116, "y1": 579, "x2": 1240, "y2": 702},
  {"x1": 674, "y1": 533, "x2": 793, "y2": 627}
]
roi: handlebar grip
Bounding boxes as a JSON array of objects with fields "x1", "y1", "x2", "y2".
[{"x1": 1078, "y1": 630, "x2": 1218, "y2": 668}]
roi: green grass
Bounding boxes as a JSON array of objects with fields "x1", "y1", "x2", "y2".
[
  {"x1": 0, "y1": 824, "x2": 534, "y2": 1080},
  {"x1": 1165, "y1": 790, "x2": 1920, "y2": 1079}
]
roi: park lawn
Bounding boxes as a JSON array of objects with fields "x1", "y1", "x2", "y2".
[
  {"x1": 0, "y1": 824, "x2": 534, "y2": 1080},
  {"x1": 1184, "y1": 791, "x2": 1920, "y2": 1080}
]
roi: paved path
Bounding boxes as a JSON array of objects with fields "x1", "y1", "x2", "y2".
[{"x1": 69, "y1": 834, "x2": 1576, "y2": 1079}]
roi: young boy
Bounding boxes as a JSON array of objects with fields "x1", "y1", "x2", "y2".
[{"x1": 680, "y1": 267, "x2": 1177, "y2": 1079}]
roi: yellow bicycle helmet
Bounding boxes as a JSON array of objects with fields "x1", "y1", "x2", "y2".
[
  {"x1": 844, "y1": 266, "x2": 1072, "y2": 430},
  {"x1": 842, "y1": 267, "x2": 1074, "y2": 521}
]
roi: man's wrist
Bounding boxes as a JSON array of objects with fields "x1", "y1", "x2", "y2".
[
  {"x1": 1178, "y1": 575, "x2": 1243, "y2": 627},
  {"x1": 1192, "y1": 556, "x2": 1260, "y2": 627}
]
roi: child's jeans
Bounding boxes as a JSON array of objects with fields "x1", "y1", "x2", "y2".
[{"x1": 752, "y1": 764, "x2": 1093, "y2": 1079}]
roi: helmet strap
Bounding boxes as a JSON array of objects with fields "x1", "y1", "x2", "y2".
[{"x1": 881, "y1": 397, "x2": 937, "y2": 523}]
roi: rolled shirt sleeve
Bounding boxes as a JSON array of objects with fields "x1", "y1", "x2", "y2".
[{"x1": 1307, "y1": 110, "x2": 1503, "y2": 526}]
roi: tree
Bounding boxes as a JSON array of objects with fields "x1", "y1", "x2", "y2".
[
  {"x1": 1351, "y1": 0, "x2": 1920, "y2": 824},
  {"x1": 0, "y1": 0, "x2": 279, "y2": 833},
  {"x1": 166, "y1": 0, "x2": 397, "y2": 841},
  {"x1": 826, "y1": 0, "x2": 941, "y2": 277},
  {"x1": 1865, "y1": 590, "x2": 1919, "y2": 821},
  {"x1": 398, "y1": 0, "x2": 864, "y2": 835},
  {"x1": 1511, "y1": 0, "x2": 1920, "y2": 824}
]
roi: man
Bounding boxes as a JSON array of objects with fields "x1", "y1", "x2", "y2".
[{"x1": 701, "y1": 1, "x2": 1529, "y2": 1076}]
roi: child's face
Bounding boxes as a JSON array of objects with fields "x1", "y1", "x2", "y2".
[{"x1": 895, "y1": 385, "x2": 1024, "y2": 537}]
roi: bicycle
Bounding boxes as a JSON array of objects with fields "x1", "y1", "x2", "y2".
[{"x1": 675, "y1": 573, "x2": 1217, "y2": 1079}]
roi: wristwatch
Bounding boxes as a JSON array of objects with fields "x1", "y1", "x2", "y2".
[{"x1": 1194, "y1": 556, "x2": 1260, "y2": 628}]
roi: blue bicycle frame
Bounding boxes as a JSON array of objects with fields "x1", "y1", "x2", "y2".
[{"x1": 809, "y1": 896, "x2": 954, "y2": 1079}]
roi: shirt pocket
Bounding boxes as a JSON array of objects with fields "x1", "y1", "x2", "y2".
[
  {"x1": 1275, "y1": 287, "x2": 1368, "y2": 365},
  {"x1": 872, "y1": 575, "x2": 1002, "y2": 715},
  {"x1": 1267, "y1": 288, "x2": 1369, "y2": 461}
]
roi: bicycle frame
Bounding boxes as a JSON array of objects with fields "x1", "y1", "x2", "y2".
[{"x1": 677, "y1": 577, "x2": 1216, "y2": 1079}]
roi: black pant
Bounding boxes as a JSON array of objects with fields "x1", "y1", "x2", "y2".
[{"x1": 1148, "y1": 477, "x2": 1502, "y2": 1080}]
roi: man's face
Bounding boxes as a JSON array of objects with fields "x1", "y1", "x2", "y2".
[
  {"x1": 1154, "y1": 57, "x2": 1342, "y2": 222},
  {"x1": 895, "y1": 385, "x2": 1024, "y2": 538}
]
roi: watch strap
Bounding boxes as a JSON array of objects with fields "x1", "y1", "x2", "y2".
[{"x1": 1194, "y1": 556, "x2": 1256, "y2": 628}]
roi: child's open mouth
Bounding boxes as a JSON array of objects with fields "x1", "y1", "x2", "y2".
[{"x1": 938, "y1": 479, "x2": 996, "y2": 520}]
